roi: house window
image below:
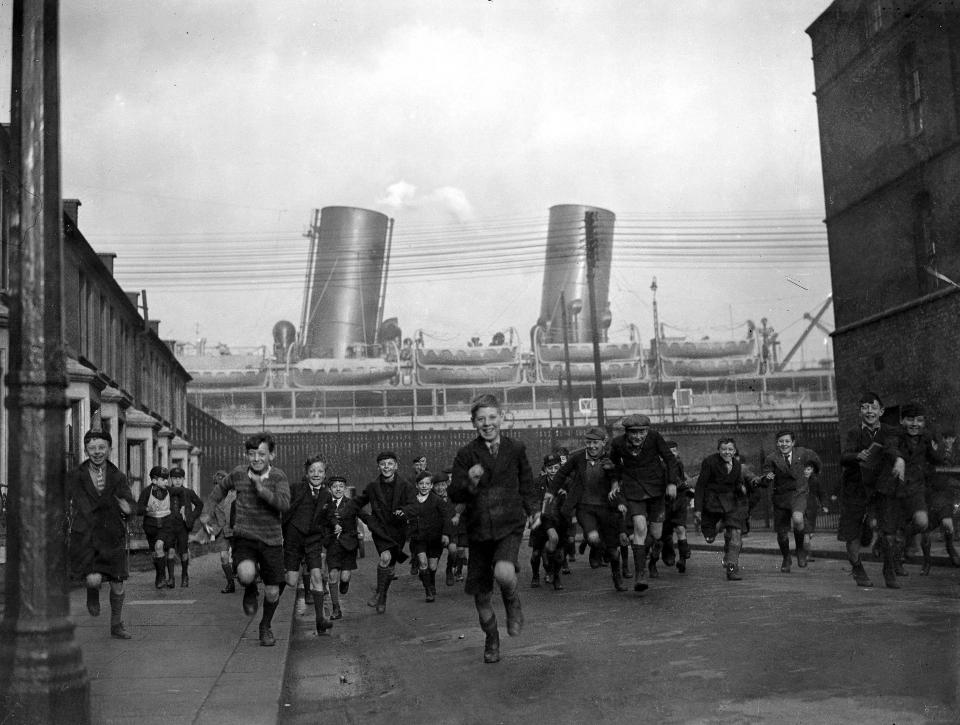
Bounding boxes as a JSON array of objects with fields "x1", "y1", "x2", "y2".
[{"x1": 901, "y1": 43, "x2": 924, "y2": 137}]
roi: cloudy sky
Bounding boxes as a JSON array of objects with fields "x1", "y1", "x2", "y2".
[{"x1": 3, "y1": 0, "x2": 834, "y2": 366}]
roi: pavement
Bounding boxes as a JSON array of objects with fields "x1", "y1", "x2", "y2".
[
  {"x1": 1, "y1": 529, "x2": 957, "y2": 724},
  {"x1": 67, "y1": 551, "x2": 293, "y2": 725}
]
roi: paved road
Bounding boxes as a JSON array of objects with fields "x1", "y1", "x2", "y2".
[{"x1": 280, "y1": 551, "x2": 960, "y2": 724}]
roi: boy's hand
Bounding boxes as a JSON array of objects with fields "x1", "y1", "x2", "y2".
[
  {"x1": 451, "y1": 514, "x2": 460, "y2": 526},
  {"x1": 116, "y1": 498, "x2": 132, "y2": 516},
  {"x1": 468, "y1": 464, "x2": 484, "y2": 484},
  {"x1": 617, "y1": 503, "x2": 627, "y2": 514},
  {"x1": 694, "y1": 511, "x2": 702, "y2": 526},
  {"x1": 608, "y1": 482, "x2": 621, "y2": 501},
  {"x1": 441, "y1": 534, "x2": 450, "y2": 547},
  {"x1": 764, "y1": 472, "x2": 775, "y2": 481},
  {"x1": 666, "y1": 483, "x2": 677, "y2": 500},
  {"x1": 892, "y1": 457, "x2": 906, "y2": 481}
]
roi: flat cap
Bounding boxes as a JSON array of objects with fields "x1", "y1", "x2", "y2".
[
  {"x1": 584, "y1": 426, "x2": 608, "y2": 440},
  {"x1": 169, "y1": 467, "x2": 185, "y2": 478},
  {"x1": 621, "y1": 414, "x2": 651, "y2": 430},
  {"x1": 149, "y1": 466, "x2": 169, "y2": 479},
  {"x1": 376, "y1": 451, "x2": 398, "y2": 463},
  {"x1": 543, "y1": 453, "x2": 561, "y2": 466}
]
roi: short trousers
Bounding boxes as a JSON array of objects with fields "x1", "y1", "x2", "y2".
[
  {"x1": 283, "y1": 527, "x2": 326, "y2": 572},
  {"x1": 325, "y1": 540, "x2": 358, "y2": 571},
  {"x1": 576, "y1": 504, "x2": 622, "y2": 550},
  {"x1": 700, "y1": 506, "x2": 747, "y2": 541},
  {"x1": 773, "y1": 505, "x2": 803, "y2": 534},
  {"x1": 626, "y1": 496, "x2": 666, "y2": 523},
  {"x1": 232, "y1": 536, "x2": 285, "y2": 585},
  {"x1": 878, "y1": 490, "x2": 927, "y2": 535},
  {"x1": 836, "y1": 482, "x2": 871, "y2": 542},
  {"x1": 464, "y1": 532, "x2": 522, "y2": 595},
  {"x1": 410, "y1": 537, "x2": 445, "y2": 559},
  {"x1": 143, "y1": 516, "x2": 176, "y2": 552}
]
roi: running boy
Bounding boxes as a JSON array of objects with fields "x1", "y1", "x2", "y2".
[{"x1": 449, "y1": 394, "x2": 538, "y2": 664}]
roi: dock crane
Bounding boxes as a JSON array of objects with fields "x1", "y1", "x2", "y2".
[{"x1": 776, "y1": 296, "x2": 833, "y2": 372}]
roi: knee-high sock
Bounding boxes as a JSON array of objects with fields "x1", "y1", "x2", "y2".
[
  {"x1": 261, "y1": 597, "x2": 280, "y2": 628},
  {"x1": 109, "y1": 590, "x2": 124, "y2": 627}
]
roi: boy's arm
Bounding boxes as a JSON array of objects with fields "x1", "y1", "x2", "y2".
[
  {"x1": 516, "y1": 444, "x2": 537, "y2": 517},
  {"x1": 188, "y1": 490, "x2": 204, "y2": 527},
  {"x1": 201, "y1": 476, "x2": 231, "y2": 524},
  {"x1": 449, "y1": 448, "x2": 478, "y2": 503}
]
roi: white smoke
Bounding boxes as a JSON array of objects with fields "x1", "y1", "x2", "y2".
[{"x1": 377, "y1": 180, "x2": 476, "y2": 223}]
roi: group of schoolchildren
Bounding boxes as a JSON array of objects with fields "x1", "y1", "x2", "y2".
[{"x1": 64, "y1": 390, "x2": 958, "y2": 663}]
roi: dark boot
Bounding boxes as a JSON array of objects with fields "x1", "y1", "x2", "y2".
[
  {"x1": 166, "y1": 557, "x2": 177, "y2": 588},
  {"x1": 314, "y1": 591, "x2": 333, "y2": 634},
  {"x1": 501, "y1": 585, "x2": 523, "y2": 636},
  {"x1": 109, "y1": 590, "x2": 131, "y2": 639},
  {"x1": 551, "y1": 552, "x2": 564, "y2": 591},
  {"x1": 446, "y1": 557, "x2": 456, "y2": 586},
  {"x1": 920, "y1": 534, "x2": 932, "y2": 576},
  {"x1": 530, "y1": 552, "x2": 541, "y2": 587},
  {"x1": 945, "y1": 530, "x2": 960, "y2": 567},
  {"x1": 795, "y1": 531, "x2": 807, "y2": 568},
  {"x1": 560, "y1": 554, "x2": 571, "y2": 575},
  {"x1": 154, "y1": 559, "x2": 166, "y2": 589},
  {"x1": 86, "y1": 586, "x2": 101, "y2": 617},
  {"x1": 180, "y1": 558, "x2": 190, "y2": 587},
  {"x1": 677, "y1": 539, "x2": 691, "y2": 573},
  {"x1": 565, "y1": 538, "x2": 577, "y2": 562},
  {"x1": 329, "y1": 584, "x2": 342, "y2": 620},
  {"x1": 850, "y1": 558, "x2": 873, "y2": 587},
  {"x1": 611, "y1": 558, "x2": 627, "y2": 591},
  {"x1": 455, "y1": 555, "x2": 465, "y2": 581},
  {"x1": 429, "y1": 569, "x2": 438, "y2": 598},
  {"x1": 620, "y1": 545, "x2": 632, "y2": 578},
  {"x1": 303, "y1": 578, "x2": 313, "y2": 606},
  {"x1": 420, "y1": 569, "x2": 434, "y2": 602},
  {"x1": 588, "y1": 544, "x2": 603, "y2": 569},
  {"x1": 631, "y1": 545, "x2": 648, "y2": 592},
  {"x1": 220, "y1": 562, "x2": 236, "y2": 593},
  {"x1": 480, "y1": 615, "x2": 500, "y2": 663},
  {"x1": 778, "y1": 534, "x2": 792, "y2": 573},
  {"x1": 259, "y1": 597, "x2": 279, "y2": 646},
  {"x1": 882, "y1": 536, "x2": 900, "y2": 589},
  {"x1": 661, "y1": 537, "x2": 676, "y2": 567}
]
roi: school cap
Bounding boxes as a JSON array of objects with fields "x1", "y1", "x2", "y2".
[
  {"x1": 169, "y1": 466, "x2": 185, "y2": 478},
  {"x1": 431, "y1": 471, "x2": 449, "y2": 483},
  {"x1": 543, "y1": 453, "x2": 561, "y2": 466},
  {"x1": 621, "y1": 414, "x2": 651, "y2": 430},
  {"x1": 901, "y1": 402, "x2": 925, "y2": 417},
  {"x1": 83, "y1": 428, "x2": 112, "y2": 446},
  {"x1": 149, "y1": 466, "x2": 169, "y2": 479},
  {"x1": 584, "y1": 426, "x2": 607, "y2": 440},
  {"x1": 328, "y1": 475, "x2": 347, "y2": 484},
  {"x1": 413, "y1": 455, "x2": 426, "y2": 462},
  {"x1": 376, "y1": 451, "x2": 398, "y2": 463},
  {"x1": 415, "y1": 471, "x2": 433, "y2": 483}
]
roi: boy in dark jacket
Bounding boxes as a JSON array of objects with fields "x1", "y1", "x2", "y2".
[
  {"x1": 404, "y1": 471, "x2": 451, "y2": 602},
  {"x1": 449, "y1": 394, "x2": 537, "y2": 664},
  {"x1": 354, "y1": 451, "x2": 415, "y2": 614},
  {"x1": 168, "y1": 467, "x2": 203, "y2": 587},
  {"x1": 66, "y1": 429, "x2": 137, "y2": 639},
  {"x1": 282, "y1": 455, "x2": 335, "y2": 635},
  {"x1": 320, "y1": 476, "x2": 361, "y2": 619},
  {"x1": 137, "y1": 466, "x2": 177, "y2": 589}
]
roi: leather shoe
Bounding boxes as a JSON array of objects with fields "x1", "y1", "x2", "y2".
[
  {"x1": 110, "y1": 623, "x2": 132, "y2": 640},
  {"x1": 259, "y1": 626, "x2": 276, "y2": 647},
  {"x1": 221, "y1": 580, "x2": 236, "y2": 594},
  {"x1": 503, "y1": 593, "x2": 523, "y2": 636}
]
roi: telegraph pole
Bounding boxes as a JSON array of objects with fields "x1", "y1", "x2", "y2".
[
  {"x1": 651, "y1": 277, "x2": 664, "y2": 417},
  {"x1": 559, "y1": 291, "x2": 575, "y2": 428},
  {"x1": 584, "y1": 211, "x2": 605, "y2": 427},
  {"x1": 0, "y1": 1, "x2": 91, "y2": 722}
]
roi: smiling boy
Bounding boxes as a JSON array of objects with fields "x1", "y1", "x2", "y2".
[{"x1": 449, "y1": 393, "x2": 537, "y2": 664}]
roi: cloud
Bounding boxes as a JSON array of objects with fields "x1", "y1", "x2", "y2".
[{"x1": 377, "y1": 180, "x2": 476, "y2": 223}]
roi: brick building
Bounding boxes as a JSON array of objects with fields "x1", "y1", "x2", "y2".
[
  {"x1": 1, "y1": 125, "x2": 201, "y2": 500},
  {"x1": 807, "y1": 0, "x2": 960, "y2": 432}
]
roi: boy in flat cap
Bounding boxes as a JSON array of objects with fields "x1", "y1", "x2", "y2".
[
  {"x1": 404, "y1": 471, "x2": 452, "y2": 602},
  {"x1": 66, "y1": 429, "x2": 137, "y2": 639},
  {"x1": 138, "y1": 465, "x2": 177, "y2": 589},
  {"x1": 168, "y1": 466, "x2": 203, "y2": 587},
  {"x1": 555, "y1": 427, "x2": 628, "y2": 592},
  {"x1": 449, "y1": 393, "x2": 538, "y2": 664},
  {"x1": 529, "y1": 453, "x2": 562, "y2": 588},
  {"x1": 608, "y1": 414, "x2": 679, "y2": 589},
  {"x1": 354, "y1": 450, "x2": 415, "y2": 613}
]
